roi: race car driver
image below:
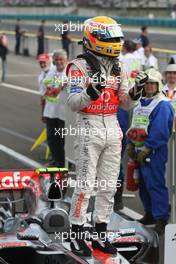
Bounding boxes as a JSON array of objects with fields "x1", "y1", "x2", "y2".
[
  {"x1": 126, "y1": 68, "x2": 174, "y2": 235},
  {"x1": 66, "y1": 16, "x2": 148, "y2": 256}
]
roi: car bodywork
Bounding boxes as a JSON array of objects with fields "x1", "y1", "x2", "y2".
[{"x1": 0, "y1": 168, "x2": 159, "y2": 264}]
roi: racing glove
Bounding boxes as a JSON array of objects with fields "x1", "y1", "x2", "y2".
[
  {"x1": 86, "y1": 83, "x2": 105, "y2": 101},
  {"x1": 137, "y1": 146, "x2": 151, "y2": 165},
  {"x1": 129, "y1": 71, "x2": 148, "y2": 100},
  {"x1": 127, "y1": 142, "x2": 136, "y2": 160},
  {"x1": 86, "y1": 73, "x2": 106, "y2": 101}
]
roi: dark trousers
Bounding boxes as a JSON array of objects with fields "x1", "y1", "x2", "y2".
[
  {"x1": 15, "y1": 36, "x2": 21, "y2": 54},
  {"x1": 62, "y1": 41, "x2": 70, "y2": 58},
  {"x1": 37, "y1": 39, "x2": 44, "y2": 56},
  {"x1": 46, "y1": 118, "x2": 65, "y2": 167}
]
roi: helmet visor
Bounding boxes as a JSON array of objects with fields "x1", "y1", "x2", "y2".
[
  {"x1": 84, "y1": 20, "x2": 124, "y2": 42},
  {"x1": 93, "y1": 25, "x2": 123, "y2": 42}
]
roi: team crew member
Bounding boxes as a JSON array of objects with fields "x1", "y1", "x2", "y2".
[
  {"x1": 120, "y1": 40, "x2": 142, "y2": 88},
  {"x1": 126, "y1": 69, "x2": 174, "y2": 235},
  {"x1": 133, "y1": 38, "x2": 145, "y2": 68},
  {"x1": 14, "y1": 18, "x2": 21, "y2": 55},
  {"x1": 163, "y1": 64, "x2": 176, "y2": 130},
  {"x1": 143, "y1": 45, "x2": 158, "y2": 71},
  {"x1": 43, "y1": 49, "x2": 67, "y2": 167},
  {"x1": 37, "y1": 53, "x2": 52, "y2": 122},
  {"x1": 114, "y1": 40, "x2": 142, "y2": 210},
  {"x1": 66, "y1": 16, "x2": 148, "y2": 256},
  {"x1": 139, "y1": 26, "x2": 150, "y2": 48},
  {"x1": 37, "y1": 20, "x2": 45, "y2": 56}
]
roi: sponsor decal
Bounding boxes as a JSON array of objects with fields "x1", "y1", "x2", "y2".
[
  {"x1": 0, "y1": 242, "x2": 27, "y2": 248},
  {"x1": 95, "y1": 46, "x2": 103, "y2": 51},
  {"x1": 0, "y1": 171, "x2": 33, "y2": 189},
  {"x1": 87, "y1": 104, "x2": 117, "y2": 111},
  {"x1": 70, "y1": 87, "x2": 82, "y2": 93},
  {"x1": 112, "y1": 236, "x2": 141, "y2": 243},
  {"x1": 101, "y1": 91, "x2": 111, "y2": 102},
  {"x1": 71, "y1": 70, "x2": 83, "y2": 77},
  {"x1": 73, "y1": 192, "x2": 85, "y2": 218}
]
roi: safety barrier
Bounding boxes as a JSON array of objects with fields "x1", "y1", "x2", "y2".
[
  {"x1": 2, "y1": 29, "x2": 176, "y2": 71},
  {"x1": 1, "y1": 14, "x2": 176, "y2": 28},
  {"x1": 1, "y1": 29, "x2": 176, "y2": 222}
]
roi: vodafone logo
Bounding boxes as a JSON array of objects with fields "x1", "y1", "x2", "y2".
[
  {"x1": 101, "y1": 91, "x2": 111, "y2": 102},
  {"x1": 0, "y1": 172, "x2": 32, "y2": 189}
]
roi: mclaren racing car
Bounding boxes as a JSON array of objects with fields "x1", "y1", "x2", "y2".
[{"x1": 0, "y1": 168, "x2": 159, "y2": 264}]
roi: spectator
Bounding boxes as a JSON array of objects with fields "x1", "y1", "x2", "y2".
[
  {"x1": 133, "y1": 38, "x2": 145, "y2": 69},
  {"x1": 14, "y1": 18, "x2": 21, "y2": 55},
  {"x1": 37, "y1": 53, "x2": 52, "y2": 123},
  {"x1": 61, "y1": 21, "x2": 71, "y2": 58},
  {"x1": 171, "y1": 4, "x2": 176, "y2": 19},
  {"x1": 0, "y1": 35, "x2": 8, "y2": 82},
  {"x1": 126, "y1": 68, "x2": 174, "y2": 235},
  {"x1": 139, "y1": 26, "x2": 150, "y2": 47},
  {"x1": 143, "y1": 45, "x2": 158, "y2": 70},
  {"x1": 120, "y1": 40, "x2": 142, "y2": 88},
  {"x1": 1, "y1": 32, "x2": 8, "y2": 48},
  {"x1": 37, "y1": 20, "x2": 45, "y2": 56},
  {"x1": 163, "y1": 64, "x2": 176, "y2": 129},
  {"x1": 42, "y1": 49, "x2": 68, "y2": 167}
]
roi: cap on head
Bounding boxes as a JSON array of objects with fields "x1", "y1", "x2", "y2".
[
  {"x1": 38, "y1": 53, "x2": 50, "y2": 62},
  {"x1": 165, "y1": 64, "x2": 176, "y2": 73},
  {"x1": 83, "y1": 16, "x2": 124, "y2": 57}
]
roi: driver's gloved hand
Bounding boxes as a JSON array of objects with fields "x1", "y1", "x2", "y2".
[
  {"x1": 86, "y1": 74, "x2": 106, "y2": 101},
  {"x1": 86, "y1": 83, "x2": 105, "y2": 101}
]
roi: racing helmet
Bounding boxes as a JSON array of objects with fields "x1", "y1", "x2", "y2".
[
  {"x1": 145, "y1": 68, "x2": 163, "y2": 92},
  {"x1": 83, "y1": 16, "x2": 124, "y2": 57}
]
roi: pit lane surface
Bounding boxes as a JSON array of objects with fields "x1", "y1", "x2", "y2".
[
  {"x1": 0, "y1": 54, "x2": 44, "y2": 169},
  {"x1": 0, "y1": 46, "x2": 165, "y2": 264}
]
